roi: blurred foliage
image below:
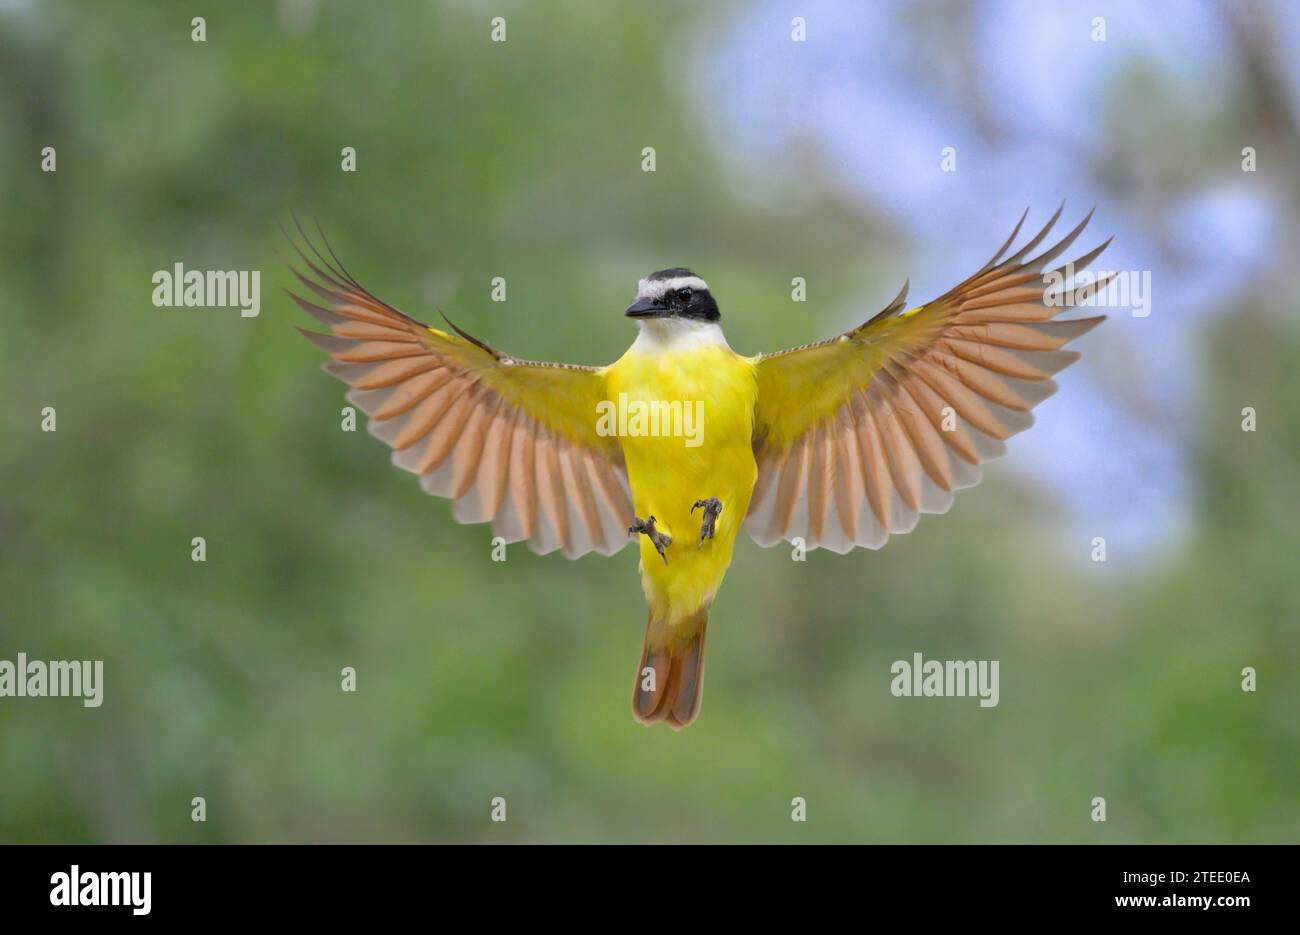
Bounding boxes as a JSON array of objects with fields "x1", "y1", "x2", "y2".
[{"x1": 0, "y1": 0, "x2": 1296, "y2": 842}]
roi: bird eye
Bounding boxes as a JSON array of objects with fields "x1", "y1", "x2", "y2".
[{"x1": 678, "y1": 288, "x2": 693, "y2": 301}]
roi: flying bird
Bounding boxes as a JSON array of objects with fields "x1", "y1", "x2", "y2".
[{"x1": 289, "y1": 207, "x2": 1110, "y2": 730}]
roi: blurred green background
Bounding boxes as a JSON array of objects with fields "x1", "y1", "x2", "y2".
[{"x1": 1, "y1": 0, "x2": 1297, "y2": 843}]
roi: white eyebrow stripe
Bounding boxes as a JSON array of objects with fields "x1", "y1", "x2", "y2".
[{"x1": 636, "y1": 275, "x2": 709, "y2": 299}]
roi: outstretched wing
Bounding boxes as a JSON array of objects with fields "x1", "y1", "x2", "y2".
[
  {"x1": 748, "y1": 206, "x2": 1111, "y2": 553},
  {"x1": 288, "y1": 228, "x2": 632, "y2": 558}
]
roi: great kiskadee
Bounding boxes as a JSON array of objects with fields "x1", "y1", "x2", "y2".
[{"x1": 291, "y1": 206, "x2": 1109, "y2": 729}]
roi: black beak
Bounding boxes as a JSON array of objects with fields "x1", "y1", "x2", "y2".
[{"x1": 625, "y1": 296, "x2": 664, "y2": 318}]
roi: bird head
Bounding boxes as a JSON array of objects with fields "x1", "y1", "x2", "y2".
[{"x1": 625, "y1": 268, "x2": 720, "y2": 322}]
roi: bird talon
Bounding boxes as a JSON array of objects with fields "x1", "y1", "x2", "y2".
[
  {"x1": 691, "y1": 497, "x2": 723, "y2": 548},
  {"x1": 630, "y1": 515, "x2": 672, "y2": 564}
]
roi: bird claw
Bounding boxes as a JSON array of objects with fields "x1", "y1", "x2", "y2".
[
  {"x1": 691, "y1": 497, "x2": 722, "y2": 548},
  {"x1": 629, "y1": 515, "x2": 672, "y2": 564}
]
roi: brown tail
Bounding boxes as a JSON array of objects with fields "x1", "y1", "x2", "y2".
[{"x1": 632, "y1": 606, "x2": 709, "y2": 730}]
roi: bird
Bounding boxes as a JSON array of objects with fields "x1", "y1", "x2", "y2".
[{"x1": 288, "y1": 206, "x2": 1111, "y2": 730}]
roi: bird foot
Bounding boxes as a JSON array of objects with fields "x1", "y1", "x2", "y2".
[
  {"x1": 629, "y1": 515, "x2": 672, "y2": 564},
  {"x1": 691, "y1": 497, "x2": 723, "y2": 548}
]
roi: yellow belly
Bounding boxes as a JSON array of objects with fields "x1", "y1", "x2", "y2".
[{"x1": 604, "y1": 344, "x2": 758, "y2": 620}]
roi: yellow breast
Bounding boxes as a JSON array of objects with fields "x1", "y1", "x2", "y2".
[{"x1": 603, "y1": 338, "x2": 758, "y2": 618}]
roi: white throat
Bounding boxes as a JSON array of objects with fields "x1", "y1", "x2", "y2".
[{"x1": 630, "y1": 317, "x2": 730, "y2": 355}]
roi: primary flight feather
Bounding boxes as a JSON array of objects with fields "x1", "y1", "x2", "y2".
[{"x1": 290, "y1": 206, "x2": 1110, "y2": 729}]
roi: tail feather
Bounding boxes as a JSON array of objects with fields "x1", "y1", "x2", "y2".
[{"x1": 632, "y1": 607, "x2": 709, "y2": 730}]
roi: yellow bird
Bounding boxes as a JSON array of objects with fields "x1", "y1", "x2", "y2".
[{"x1": 291, "y1": 206, "x2": 1109, "y2": 729}]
